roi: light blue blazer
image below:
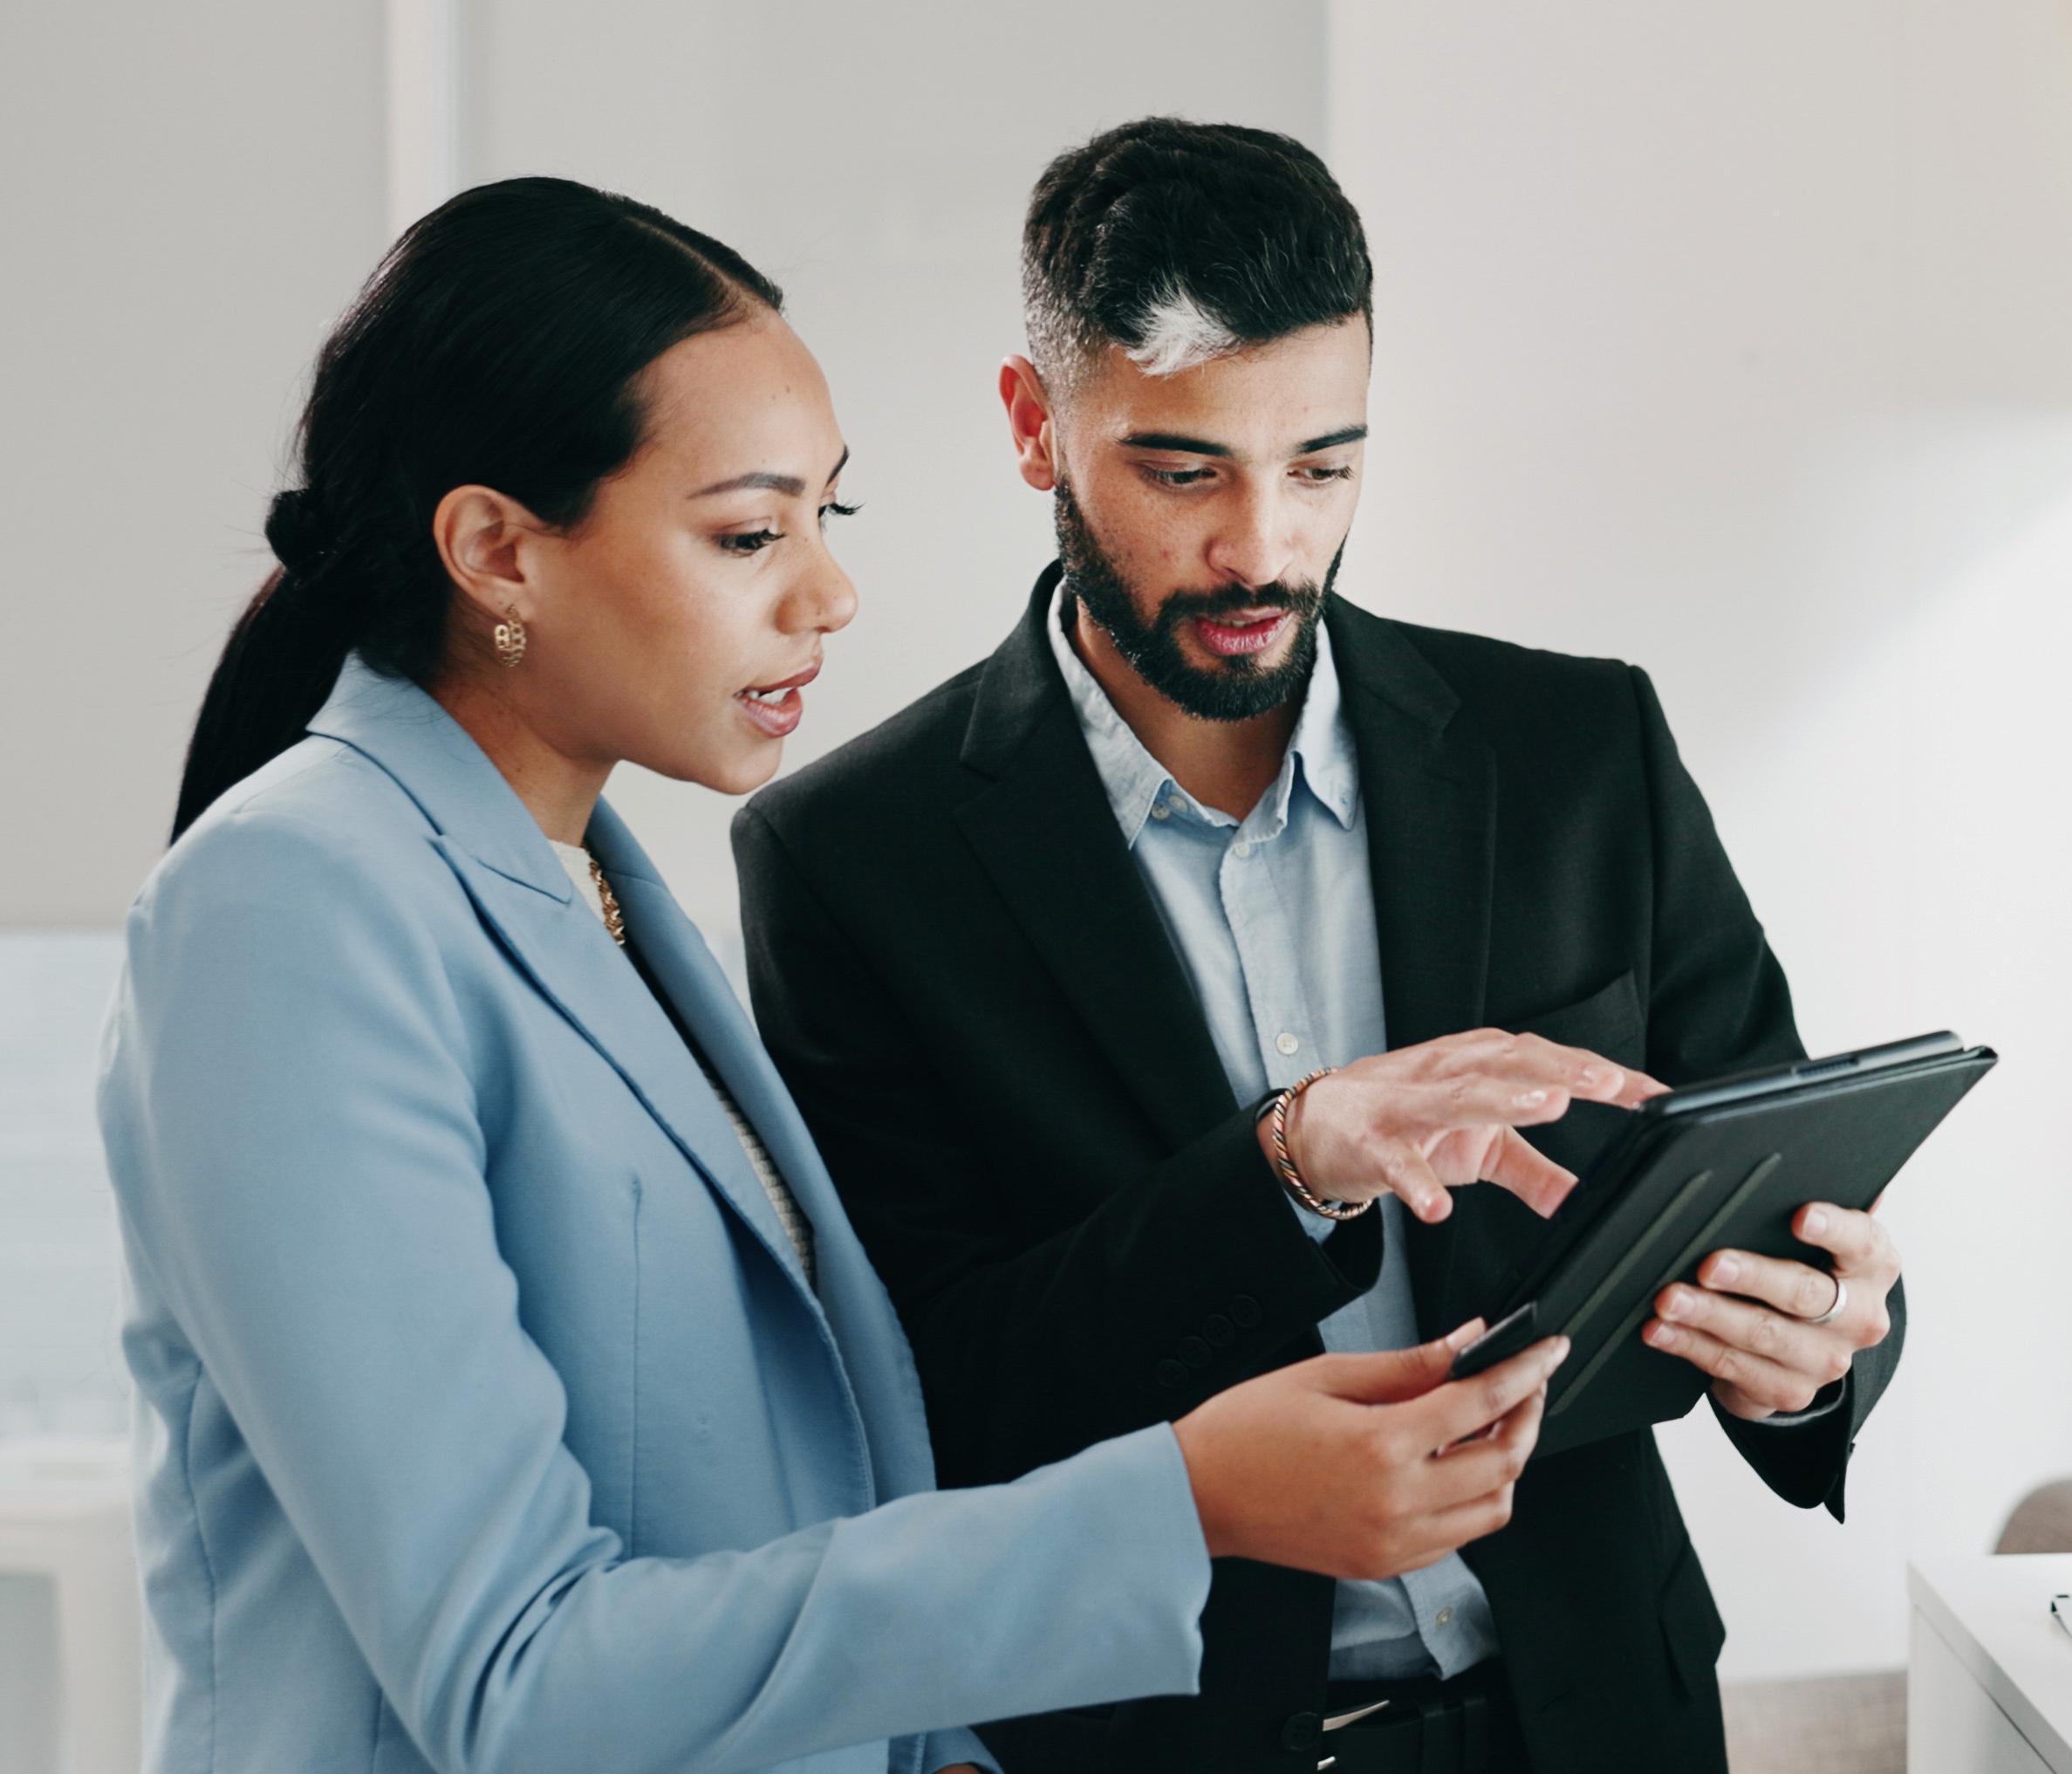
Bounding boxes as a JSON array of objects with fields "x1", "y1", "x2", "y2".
[{"x1": 98, "y1": 659, "x2": 1211, "y2": 1774}]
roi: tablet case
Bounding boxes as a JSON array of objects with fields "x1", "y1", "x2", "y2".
[{"x1": 1453, "y1": 1034, "x2": 1995, "y2": 1460}]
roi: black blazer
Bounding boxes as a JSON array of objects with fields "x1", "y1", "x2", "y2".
[{"x1": 735, "y1": 567, "x2": 1903, "y2": 1774}]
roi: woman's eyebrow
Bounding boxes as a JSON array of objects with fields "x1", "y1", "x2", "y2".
[
  {"x1": 692, "y1": 469, "x2": 804, "y2": 498},
  {"x1": 691, "y1": 446, "x2": 850, "y2": 500}
]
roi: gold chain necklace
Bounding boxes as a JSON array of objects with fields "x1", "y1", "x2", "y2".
[{"x1": 588, "y1": 856, "x2": 627, "y2": 946}]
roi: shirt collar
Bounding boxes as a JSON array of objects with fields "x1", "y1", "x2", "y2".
[{"x1": 1045, "y1": 582, "x2": 1361, "y2": 846}]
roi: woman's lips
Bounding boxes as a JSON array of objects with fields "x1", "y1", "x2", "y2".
[
  {"x1": 1190, "y1": 609, "x2": 1293, "y2": 658},
  {"x1": 736, "y1": 661, "x2": 820, "y2": 738}
]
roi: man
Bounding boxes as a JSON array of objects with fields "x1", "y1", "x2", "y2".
[{"x1": 735, "y1": 120, "x2": 1902, "y2": 1774}]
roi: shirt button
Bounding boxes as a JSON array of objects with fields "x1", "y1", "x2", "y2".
[
  {"x1": 1148, "y1": 804, "x2": 1170, "y2": 821},
  {"x1": 1232, "y1": 839, "x2": 1252, "y2": 859},
  {"x1": 1436, "y1": 1606, "x2": 1454, "y2": 1628},
  {"x1": 1275, "y1": 1031, "x2": 1300, "y2": 1056}
]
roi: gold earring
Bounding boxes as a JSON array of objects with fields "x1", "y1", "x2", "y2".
[{"x1": 493, "y1": 609, "x2": 527, "y2": 669}]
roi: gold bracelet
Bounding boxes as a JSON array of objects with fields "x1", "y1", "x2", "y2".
[{"x1": 1268, "y1": 1067, "x2": 1371, "y2": 1221}]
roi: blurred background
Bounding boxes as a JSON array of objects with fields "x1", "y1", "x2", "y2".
[{"x1": 3, "y1": 0, "x2": 2070, "y2": 1757}]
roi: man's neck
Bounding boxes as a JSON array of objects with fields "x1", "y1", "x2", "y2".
[{"x1": 1069, "y1": 603, "x2": 1300, "y2": 821}]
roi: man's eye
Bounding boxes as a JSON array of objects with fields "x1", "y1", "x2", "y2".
[
  {"x1": 1147, "y1": 467, "x2": 1215, "y2": 487},
  {"x1": 1297, "y1": 465, "x2": 1355, "y2": 484},
  {"x1": 719, "y1": 529, "x2": 783, "y2": 554}
]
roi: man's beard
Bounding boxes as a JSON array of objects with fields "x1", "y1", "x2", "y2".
[{"x1": 1053, "y1": 480, "x2": 1339, "y2": 723}]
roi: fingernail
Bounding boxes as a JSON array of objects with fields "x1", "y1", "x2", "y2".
[
  {"x1": 1646, "y1": 1322, "x2": 1678, "y2": 1349},
  {"x1": 1446, "y1": 1319, "x2": 1485, "y2": 1351},
  {"x1": 1710, "y1": 1255, "x2": 1740, "y2": 1287},
  {"x1": 1549, "y1": 1336, "x2": 1571, "y2": 1364},
  {"x1": 1662, "y1": 1288, "x2": 1692, "y2": 1321},
  {"x1": 1802, "y1": 1208, "x2": 1829, "y2": 1237}
]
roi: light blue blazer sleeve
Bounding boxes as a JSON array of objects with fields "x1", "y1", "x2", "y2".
[{"x1": 99, "y1": 662, "x2": 1211, "y2": 1774}]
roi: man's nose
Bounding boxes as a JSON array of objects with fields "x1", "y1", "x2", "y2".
[{"x1": 1204, "y1": 482, "x2": 1296, "y2": 591}]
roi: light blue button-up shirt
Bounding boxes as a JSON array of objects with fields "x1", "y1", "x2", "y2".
[{"x1": 1048, "y1": 589, "x2": 1500, "y2": 1682}]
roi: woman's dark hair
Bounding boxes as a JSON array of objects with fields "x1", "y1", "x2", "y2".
[{"x1": 172, "y1": 176, "x2": 783, "y2": 841}]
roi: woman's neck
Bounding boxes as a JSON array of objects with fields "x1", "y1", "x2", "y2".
[{"x1": 431, "y1": 671, "x2": 613, "y2": 847}]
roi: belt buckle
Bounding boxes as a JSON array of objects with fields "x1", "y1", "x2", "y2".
[{"x1": 1315, "y1": 1696, "x2": 1391, "y2": 1771}]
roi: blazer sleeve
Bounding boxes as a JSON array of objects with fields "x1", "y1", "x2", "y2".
[
  {"x1": 734, "y1": 800, "x2": 1383, "y2": 1488},
  {"x1": 1628, "y1": 665, "x2": 1903, "y2": 1518},
  {"x1": 100, "y1": 808, "x2": 1210, "y2": 1774}
]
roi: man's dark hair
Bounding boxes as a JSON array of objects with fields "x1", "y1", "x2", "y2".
[{"x1": 1022, "y1": 117, "x2": 1372, "y2": 387}]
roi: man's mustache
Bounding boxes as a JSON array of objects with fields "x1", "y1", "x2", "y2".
[{"x1": 1152, "y1": 581, "x2": 1327, "y2": 626}]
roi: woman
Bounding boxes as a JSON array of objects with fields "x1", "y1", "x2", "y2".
[{"x1": 99, "y1": 179, "x2": 1570, "y2": 1774}]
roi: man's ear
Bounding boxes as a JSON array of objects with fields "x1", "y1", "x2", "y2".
[
  {"x1": 433, "y1": 484, "x2": 549, "y2": 627},
  {"x1": 998, "y1": 355, "x2": 1061, "y2": 492}
]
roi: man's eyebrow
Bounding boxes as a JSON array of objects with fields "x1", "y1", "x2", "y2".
[
  {"x1": 691, "y1": 447, "x2": 849, "y2": 500},
  {"x1": 1118, "y1": 431, "x2": 1234, "y2": 458},
  {"x1": 1116, "y1": 427, "x2": 1368, "y2": 460}
]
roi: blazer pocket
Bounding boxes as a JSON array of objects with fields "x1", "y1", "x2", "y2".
[
  {"x1": 1507, "y1": 969, "x2": 1644, "y2": 1066},
  {"x1": 1657, "y1": 1538, "x2": 1727, "y2": 1702},
  {"x1": 1506, "y1": 972, "x2": 1645, "y2": 1176}
]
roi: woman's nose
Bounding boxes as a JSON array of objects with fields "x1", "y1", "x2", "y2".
[{"x1": 786, "y1": 544, "x2": 858, "y2": 636}]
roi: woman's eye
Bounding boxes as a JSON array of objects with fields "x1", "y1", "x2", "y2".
[
  {"x1": 718, "y1": 529, "x2": 783, "y2": 555},
  {"x1": 818, "y1": 499, "x2": 861, "y2": 529}
]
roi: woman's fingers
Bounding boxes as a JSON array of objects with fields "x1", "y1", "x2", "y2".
[{"x1": 1409, "y1": 1336, "x2": 1569, "y2": 1453}]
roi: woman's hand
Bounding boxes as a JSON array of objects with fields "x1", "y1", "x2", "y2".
[
  {"x1": 1267, "y1": 1030, "x2": 1665, "y2": 1223},
  {"x1": 1170, "y1": 1324, "x2": 1570, "y2": 1580}
]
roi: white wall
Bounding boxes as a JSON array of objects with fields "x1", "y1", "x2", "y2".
[
  {"x1": 1330, "y1": 0, "x2": 2072, "y2": 1680},
  {"x1": 0, "y1": 1, "x2": 387, "y2": 925}
]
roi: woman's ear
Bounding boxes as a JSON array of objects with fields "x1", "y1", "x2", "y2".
[{"x1": 433, "y1": 484, "x2": 549, "y2": 624}]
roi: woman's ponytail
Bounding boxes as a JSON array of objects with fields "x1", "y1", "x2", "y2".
[
  {"x1": 171, "y1": 493, "x2": 352, "y2": 839},
  {"x1": 170, "y1": 178, "x2": 783, "y2": 842}
]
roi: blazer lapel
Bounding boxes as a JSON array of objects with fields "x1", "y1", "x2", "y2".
[
  {"x1": 590, "y1": 805, "x2": 939, "y2": 1502},
  {"x1": 954, "y1": 572, "x2": 1237, "y2": 1151},
  {"x1": 588, "y1": 806, "x2": 847, "y2": 1263},
  {"x1": 304, "y1": 658, "x2": 809, "y2": 1296},
  {"x1": 1327, "y1": 600, "x2": 1498, "y2": 1332},
  {"x1": 433, "y1": 845, "x2": 809, "y2": 1286},
  {"x1": 1330, "y1": 608, "x2": 1497, "y2": 1050}
]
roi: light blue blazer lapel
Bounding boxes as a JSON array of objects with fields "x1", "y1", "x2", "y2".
[
  {"x1": 590, "y1": 804, "x2": 938, "y2": 1501},
  {"x1": 303, "y1": 661, "x2": 809, "y2": 1296}
]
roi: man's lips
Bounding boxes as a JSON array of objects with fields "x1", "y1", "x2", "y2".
[
  {"x1": 736, "y1": 661, "x2": 820, "y2": 737},
  {"x1": 1189, "y1": 608, "x2": 1294, "y2": 658}
]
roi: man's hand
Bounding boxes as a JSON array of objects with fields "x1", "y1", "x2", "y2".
[
  {"x1": 1641, "y1": 1201, "x2": 1901, "y2": 1420},
  {"x1": 1268, "y1": 1030, "x2": 1665, "y2": 1223},
  {"x1": 1170, "y1": 1323, "x2": 1569, "y2": 1580}
]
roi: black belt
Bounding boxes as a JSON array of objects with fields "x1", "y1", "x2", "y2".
[{"x1": 1303, "y1": 1661, "x2": 1528, "y2": 1774}]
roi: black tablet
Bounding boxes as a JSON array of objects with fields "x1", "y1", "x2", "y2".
[{"x1": 1450, "y1": 1031, "x2": 1995, "y2": 1459}]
